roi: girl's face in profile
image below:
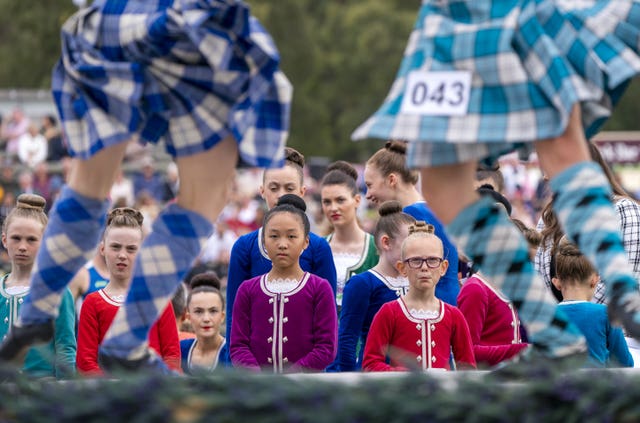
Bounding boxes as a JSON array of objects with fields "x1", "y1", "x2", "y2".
[
  {"x1": 264, "y1": 212, "x2": 309, "y2": 269},
  {"x1": 187, "y1": 291, "x2": 225, "y2": 340},
  {"x1": 363, "y1": 164, "x2": 395, "y2": 206}
]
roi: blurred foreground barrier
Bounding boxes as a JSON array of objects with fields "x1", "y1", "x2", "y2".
[{"x1": 1, "y1": 365, "x2": 640, "y2": 422}]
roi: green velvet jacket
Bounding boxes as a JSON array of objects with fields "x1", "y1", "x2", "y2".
[{"x1": 0, "y1": 274, "x2": 76, "y2": 379}]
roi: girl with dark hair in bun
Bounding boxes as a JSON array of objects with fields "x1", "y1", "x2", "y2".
[
  {"x1": 321, "y1": 161, "x2": 378, "y2": 309},
  {"x1": 225, "y1": 147, "x2": 336, "y2": 358},
  {"x1": 335, "y1": 200, "x2": 415, "y2": 371},
  {"x1": 230, "y1": 194, "x2": 337, "y2": 373},
  {"x1": 76, "y1": 208, "x2": 181, "y2": 375},
  {"x1": 363, "y1": 140, "x2": 460, "y2": 306},
  {"x1": 180, "y1": 272, "x2": 228, "y2": 375},
  {"x1": 0, "y1": 194, "x2": 76, "y2": 378}
]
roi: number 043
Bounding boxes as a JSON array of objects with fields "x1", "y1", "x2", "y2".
[{"x1": 400, "y1": 71, "x2": 472, "y2": 116}]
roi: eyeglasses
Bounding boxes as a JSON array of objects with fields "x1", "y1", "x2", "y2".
[{"x1": 404, "y1": 257, "x2": 444, "y2": 269}]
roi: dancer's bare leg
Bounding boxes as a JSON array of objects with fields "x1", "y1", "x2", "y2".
[
  {"x1": 538, "y1": 106, "x2": 640, "y2": 337},
  {"x1": 99, "y1": 137, "x2": 239, "y2": 365},
  {"x1": 0, "y1": 142, "x2": 129, "y2": 361},
  {"x1": 421, "y1": 160, "x2": 586, "y2": 358}
]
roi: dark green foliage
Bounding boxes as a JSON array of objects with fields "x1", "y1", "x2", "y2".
[
  {"x1": 1, "y1": 365, "x2": 640, "y2": 422},
  {"x1": 1, "y1": 1, "x2": 639, "y2": 161},
  {"x1": 0, "y1": 0, "x2": 76, "y2": 88}
]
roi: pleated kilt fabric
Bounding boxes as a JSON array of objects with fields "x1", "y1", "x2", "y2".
[
  {"x1": 352, "y1": 0, "x2": 640, "y2": 167},
  {"x1": 53, "y1": 0, "x2": 292, "y2": 167}
]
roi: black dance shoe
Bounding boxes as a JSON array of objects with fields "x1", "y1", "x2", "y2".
[
  {"x1": 608, "y1": 287, "x2": 640, "y2": 340},
  {"x1": 0, "y1": 321, "x2": 55, "y2": 362},
  {"x1": 98, "y1": 349, "x2": 173, "y2": 375}
]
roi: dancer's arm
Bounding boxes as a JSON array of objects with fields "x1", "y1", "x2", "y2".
[
  {"x1": 310, "y1": 235, "x2": 337, "y2": 296},
  {"x1": 226, "y1": 234, "x2": 252, "y2": 340},
  {"x1": 76, "y1": 294, "x2": 103, "y2": 375},
  {"x1": 53, "y1": 289, "x2": 77, "y2": 378},
  {"x1": 336, "y1": 275, "x2": 371, "y2": 371},
  {"x1": 362, "y1": 304, "x2": 405, "y2": 372},
  {"x1": 229, "y1": 284, "x2": 260, "y2": 371},
  {"x1": 153, "y1": 303, "x2": 182, "y2": 372},
  {"x1": 293, "y1": 280, "x2": 337, "y2": 371},
  {"x1": 449, "y1": 306, "x2": 477, "y2": 370}
]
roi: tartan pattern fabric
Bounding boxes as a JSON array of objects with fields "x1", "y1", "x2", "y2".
[
  {"x1": 19, "y1": 186, "x2": 109, "y2": 324},
  {"x1": 53, "y1": 0, "x2": 291, "y2": 167},
  {"x1": 615, "y1": 197, "x2": 640, "y2": 282},
  {"x1": 550, "y1": 162, "x2": 639, "y2": 299},
  {"x1": 352, "y1": 0, "x2": 640, "y2": 167},
  {"x1": 100, "y1": 204, "x2": 212, "y2": 360},
  {"x1": 449, "y1": 197, "x2": 586, "y2": 357}
]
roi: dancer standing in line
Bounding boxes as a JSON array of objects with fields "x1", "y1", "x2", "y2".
[
  {"x1": 225, "y1": 147, "x2": 336, "y2": 353},
  {"x1": 535, "y1": 141, "x2": 640, "y2": 304},
  {"x1": 0, "y1": 194, "x2": 76, "y2": 378},
  {"x1": 0, "y1": 0, "x2": 291, "y2": 370},
  {"x1": 363, "y1": 141, "x2": 460, "y2": 306},
  {"x1": 362, "y1": 222, "x2": 475, "y2": 371},
  {"x1": 336, "y1": 201, "x2": 415, "y2": 371},
  {"x1": 553, "y1": 237, "x2": 633, "y2": 368},
  {"x1": 230, "y1": 195, "x2": 337, "y2": 373},
  {"x1": 76, "y1": 208, "x2": 181, "y2": 375},
  {"x1": 320, "y1": 161, "x2": 378, "y2": 310},
  {"x1": 353, "y1": 1, "x2": 640, "y2": 359},
  {"x1": 180, "y1": 273, "x2": 228, "y2": 375}
]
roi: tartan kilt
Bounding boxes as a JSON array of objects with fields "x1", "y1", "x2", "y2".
[
  {"x1": 53, "y1": 0, "x2": 291, "y2": 168},
  {"x1": 352, "y1": 0, "x2": 640, "y2": 167}
]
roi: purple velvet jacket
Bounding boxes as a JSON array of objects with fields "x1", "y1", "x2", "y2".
[{"x1": 230, "y1": 273, "x2": 337, "y2": 373}]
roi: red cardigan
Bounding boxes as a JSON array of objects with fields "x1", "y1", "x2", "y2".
[
  {"x1": 77, "y1": 290, "x2": 181, "y2": 375},
  {"x1": 457, "y1": 275, "x2": 528, "y2": 366},
  {"x1": 363, "y1": 298, "x2": 476, "y2": 371}
]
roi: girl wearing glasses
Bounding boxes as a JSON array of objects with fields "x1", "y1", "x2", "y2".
[
  {"x1": 353, "y1": 0, "x2": 640, "y2": 362},
  {"x1": 363, "y1": 222, "x2": 475, "y2": 371},
  {"x1": 335, "y1": 201, "x2": 415, "y2": 372}
]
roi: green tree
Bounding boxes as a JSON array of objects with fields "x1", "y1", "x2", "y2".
[
  {"x1": 253, "y1": 0, "x2": 415, "y2": 162},
  {"x1": 2, "y1": 1, "x2": 639, "y2": 162},
  {"x1": 0, "y1": 0, "x2": 76, "y2": 88}
]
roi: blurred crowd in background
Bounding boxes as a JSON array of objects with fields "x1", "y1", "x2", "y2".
[{"x1": 0, "y1": 107, "x2": 630, "y2": 282}]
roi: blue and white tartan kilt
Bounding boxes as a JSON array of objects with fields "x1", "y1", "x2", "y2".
[
  {"x1": 53, "y1": 0, "x2": 292, "y2": 168},
  {"x1": 352, "y1": 0, "x2": 640, "y2": 168}
]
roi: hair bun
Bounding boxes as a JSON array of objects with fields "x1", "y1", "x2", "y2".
[
  {"x1": 16, "y1": 194, "x2": 46, "y2": 211},
  {"x1": 557, "y1": 236, "x2": 582, "y2": 257},
  {"x1": 384, "y1": 140, "x2": 408, "y2": 155},
  {"x1": 408, "y1": 221, "x2": 435, "y2": 235},
  {"x1": 189, "y1": 272, "x2": 221, "y2": 291},
  {"x1": 378, "y1": 200, "x2": 403, "y2": 217},
  {"x1": 107, "y1": 207, "x2": 144, "y2": 226},
  {"x1": 276, "y1": 194, "x2": 307, "y2": 212},
  {"x1": 477, "y1": 185, "x2": 512, "y2": 216},
  {"x1": 284, "y1": 147, "x2": 305, "y2": 168},
  {"x1": 326, "y1": 161, "x2": 358, "y2": 182}
]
